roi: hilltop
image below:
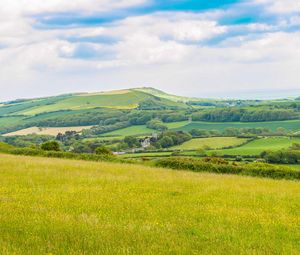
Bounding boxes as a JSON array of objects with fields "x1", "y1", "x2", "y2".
[
  {"x1": 0, "y1": 87, "x2": 189, "y2": 116},
  {"x1": 0, "y1": 87, "x2": 191, "y2": 134},
  {"x1": 0, "y1": 87, "x2": 299, "y2": 137}
]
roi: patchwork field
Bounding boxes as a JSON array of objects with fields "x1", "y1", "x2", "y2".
[
  {"x1": 16, "y1": 90, "x2": 186, "y2": 116},
  {"x1": 171, "y1": 137, "x2": 248, "y2": 150},
  {"x1": 0, "y1": 154, "x2": 299, "y2": 254},
  {"x1": 175, "y1": 120, "x2": 300, "y2": 132},
  {"x1": 3, "y1": 126, "x2": 93, "y2": 137},
  {"x1": 100, "y1": 125, "x2": 156, "y2": 138},
  {"x1": 214, "y1": 137, "x2": 300, "y2": 156},
  {"x1": 0, "y1": 116, "x2": 25, "y2": 129},
  {"x1": 165, "y1": 121, "x2": 189, "y2": 129}
]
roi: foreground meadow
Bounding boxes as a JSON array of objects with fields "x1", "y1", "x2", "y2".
[{"x1": 0, "y1": 154, "x2": 299, "y2": 254}]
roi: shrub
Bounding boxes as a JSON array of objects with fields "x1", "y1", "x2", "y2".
[
  {"x1": 41, "y1": 141, "x2": 61, "y2": 151},
  {"x1": 156, "y1": 157, "x2": 300, "y2": 180},
  {"x1": 146, "y1": 119, "x2": 168, "y2": 131},
  {"x1": 95, "y1": 146, "x2": 113, "y2": 156}
]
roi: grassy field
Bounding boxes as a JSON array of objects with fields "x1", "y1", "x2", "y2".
[
  {"x1": 120, "y1": 151, "x2": 173, "y2": 158},
  {"x1": 164, "y1": 121, "x2": 189, "y2": 129},
  {"x1": 0, "y1": 154, "x2": 299, "y2": 254},
  {"x1": 18, "y1": 90, "x2": 186, "y2": 115},
  {"x1": 100, "y1": 122, "x2": 188, "y2": 138},
  {"x1": 171, "y1": 137, "x2": 248, "y2": 150},
  {"x1": 3, "y1": 126, "x2": 93, "y2": 136},
  {"x1": 0, "y1": 116, "x2": 25, "y2": 128},
  {"x1": 100, "y1": 125, "x2": 156, "y2": 138},
  {"x1": 18, "y1": 92, "x2": 142, "y2": 115},
  {"x1": 214, "y1": 137, "x2": 300, "y2": 156},
  {"x1": 285, "y1": 165, "x2": 300, "y2": 171},
  {"x1": 176, "y1": 120, "x2": 300, "y2": 132}
]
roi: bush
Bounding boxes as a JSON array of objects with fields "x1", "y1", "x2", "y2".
[
  {"x1": 41, "y1": 141, "x2": 61, "y2": 151},
  {"x1": 146, "y1": 119, "x2": 168, "y2": 131},
  {"x1": 196, "y1": 148, "x2": 206, "y2": 157},
  {"x1": 95, "y1": 146, "x2": 113, "y2": 156},
  {"x1": 124, "y1": 136, "x2": 140, "y2": 148},
  {"x1": 156, "y1": 157, "x2": 300, "y2": 180},
  {"x1": 1, "y1": 146, "x2": 120, "y2": 164},
  {"x1": 261, "y1": 149, "x2": 300, "y2": 164}
]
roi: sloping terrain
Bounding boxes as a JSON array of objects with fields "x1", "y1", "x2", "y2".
[
  {"x1": 0, "y1": 88, "x2": 189, "y2": 134},
  {"x1": 0, "y1": 88, "x2": 187, "y2": 117},
  {"x1": 0, "y1": 88, "x2": 299, "y2": 136},
  {"x1": 0, "y1": 154, "x2": 299, "y2": 254}
]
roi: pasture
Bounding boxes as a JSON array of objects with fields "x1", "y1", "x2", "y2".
[
  {"x1": 164, "y1": 121, "x2": 189, "y2": 129},
  {"x1": 0, "y1": 154, "x2": 299, "y2": 254},
  {"x1": 17, "y1": 90, "x2": 186, "y2": 116},
  {"x1": 214, "y1": 137, "x2": 300, "y2": 156},
  {"x1": 18, "y1": 92, "x2": 142, "y2": 115},
  {"x1": 100, "y1": 125, "x2": 155, "y2": 138},
  {"x1": 176, "y1": 120, "x2": 300, "y2": 132},
  {"x1": 3, "y1": 126, "x2": 93, "y2": 137},
  {"x1": 0, "y1": 116, "x2": 25, "y2": 129},
  {"x1": 171, "y1": 137, "x2": 248, "y2": 150}
]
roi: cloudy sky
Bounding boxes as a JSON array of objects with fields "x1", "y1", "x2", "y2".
[{"x1": 1, "y1": 0, "x2": 300, "y2": 101}]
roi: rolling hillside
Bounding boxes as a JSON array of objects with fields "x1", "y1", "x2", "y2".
[
  {"x1": 0, "y1": 154, "x2": 299, "y2": 254},
  {"x1": 0, "y1": 88, "x2": 189, "y2": 134},
  {"x1": 0, "y1": 87, "x2": 299, "y2": 136},
  {"x1": 0, "y1": 88, "x2": 187, "y2": 116}
]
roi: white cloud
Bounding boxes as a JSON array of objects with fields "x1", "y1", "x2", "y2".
[
  {"x1": 115, "y1": 33, "x2": 191, "y2": 65},
  {"x1": 0, "y1": 0, "x2": 148, "y2": 15},
  {"x1": 255, "y1": 0, "x2": 300, "y2": 13},
  {"x1": 113, "y1": 12, "x2": 227, "y2": 42},
  {"x1": 0, "y1": 1, "x2": 300, "y2": 100}
]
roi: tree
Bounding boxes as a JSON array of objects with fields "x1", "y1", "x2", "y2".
[
  {"x1": 146, "y1": 119, "x2": 168, "y2": 131},
  {"x1": 159, "y1": 136, "x2": 174, "y2": 148},
  {"x1": 189, "y1": 129, "x2": 209, "y2": 137},
  {"x1": 41, "y1": 141, "x2": 61, "y2": 151},
  {"x1": 95, "y1": 146, "x2": 113, "y2": 156},
  {"x1": 196, "y1": 148, "x2": 206, "y2": 157},
  {"x1": 124, "y1": 136, "x2": 140, "y2": 148},
  {"x1": 290, "y1": 143, "x2": 300, "y2": 150}
]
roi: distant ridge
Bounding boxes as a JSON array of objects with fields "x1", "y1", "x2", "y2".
[{"x1": 0, "y1": 87, "x2": 190, "y2": 117}]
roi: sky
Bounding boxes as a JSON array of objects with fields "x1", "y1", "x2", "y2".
[{"x1": 0, "y1": 0, "x2": 300, "y2": 101}]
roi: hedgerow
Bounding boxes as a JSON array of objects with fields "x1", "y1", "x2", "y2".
[{"x1": 156, "y1": 157, "x2": 300, "y2": 180}]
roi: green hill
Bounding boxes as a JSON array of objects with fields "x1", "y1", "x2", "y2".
[
  {"x1": 0, "y1": 88, "x2": 190, "y2": 134},
  {"x1": 0, "y1": 87, "x2": 299, "y2": 136},
  {"x1": 0, "y1": 89, "x2": 187, "y2": 117},
  {"x1": 133, "y1": 87, "x2": 195, "y2": 102}
]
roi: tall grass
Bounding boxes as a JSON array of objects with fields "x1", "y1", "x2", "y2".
[{"x1": 0, "y1": 154, "x2": 299, "y2": 254}]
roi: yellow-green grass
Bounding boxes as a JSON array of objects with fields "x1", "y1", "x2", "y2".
[
  {"x1": 17, "y1": 90, "x2": 186, "y2": 116},
  {"x1": 120, "y1": 151, "x2": 173, "y2": 158},
  {"x1": 133, "y1": 87, "x2": 193, "y2": 102},
  {"x1": 287, "y1": 164, "x2": 300, "y2": 171},
  {"x1": 171, "y1": 137, "x2": 248, "y2": 150},
  {"x1": 17, "y1": 91, "x2": 146, "y2": 115},
  {"x1": 0, "y1": 154, "x2": 299, "y2": 254},
  {"x1": 213, "y1": 137, "x2": 300, "y2": 156},
  {"x1": 100, "y1": 125, "x2": 155, "y2": 138},
  {"x1": 165, "y1": 121, "x2": 189, "y2": 129},
  {"x1": 3, "y1": 126, "x2": 93, "y2": 137},
  {"x1": 0, "y1": 116, "x2": 25, "y2": 128}
]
